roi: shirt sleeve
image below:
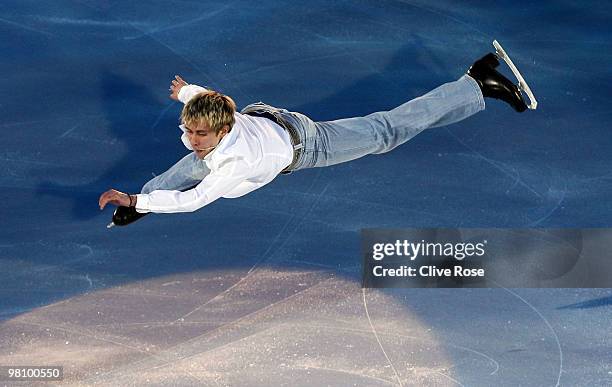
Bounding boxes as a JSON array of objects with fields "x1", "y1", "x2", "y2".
[
  {"x1": 177, "y1": 84, "x2": 210, "y2": 104},
  {"x1": 135, "y1": 158, "x2": 248, "y2": 214}
]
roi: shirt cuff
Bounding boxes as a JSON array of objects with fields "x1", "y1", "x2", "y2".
[
  {"x1": 177, "y1": 85, "x2": 190, "y2": 103},
  {"x1": 135, "y1": 194, "x2": 151, "y2": 213},
  {"x1": 178, "y1": 84, "x2": 208, "y2": 104}
]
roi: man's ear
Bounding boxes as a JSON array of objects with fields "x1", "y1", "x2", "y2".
[{"x1": 220, "y1": 125, "x2": 230, "y2": 136}]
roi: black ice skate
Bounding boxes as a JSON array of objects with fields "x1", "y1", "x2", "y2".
[
  {"x1": 107, "y1": 206, "x2": 149, "y2": 228},
  {"x1": 467, "y1": 40, "x2": 537, "y2": 112}
]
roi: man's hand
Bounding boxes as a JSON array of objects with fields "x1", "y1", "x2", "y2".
[
  {"x1": 169, "y1": 75, "x2": 188, "y2": 101},
  {"x1": 99, "y1": 189, "x2": 137, "y2": 210}
]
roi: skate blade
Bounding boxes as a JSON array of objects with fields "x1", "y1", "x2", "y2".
[
  {"x1": 106, "y1": 222, "x2": 115, "y2": 229},
  {"x1": 492, "y1": 40, "x2": 538, "y2": 110}
]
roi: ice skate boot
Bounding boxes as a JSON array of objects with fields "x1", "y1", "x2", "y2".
[
  {"x1": 467, "y1": 40, "x2": 537, "y2": 112},
  {"x1": 107, "y1": 206, "x2": 149, "y2": 228}
]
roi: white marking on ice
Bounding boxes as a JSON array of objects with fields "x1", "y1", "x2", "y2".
[
  {"x1": 494, "y1": 283, "x2": 564, "y2": 387},
  {"x1": 122, "y1": 5, "x2": 232, "y2": 40},
  {"x1": 149, "y1": 101, "x2": 176, "y2": 142},
  {"x1": 85, "y1": 274, "x2": 93, "y2": 288},
  {"x1": 59, "y1": 123, "x2": 80, "y2": 138},
  {"x1": 34, "y1": 16, "x2": 149, "y2": 28},
  {"x1": 392, "y1": 0, "x2": 489, "y2": 38},
  {"x1": 528, "y1": 184, "x2": 567, "y2": 226},
  {"x1": 362, "y1": 288, "x2": 404, "y2": 387},
  {"x1": 0, "y1": 16, "x2": 54, "y2": 36},
  {"x1": 446, "y1": 129, "x2": 543, "y2": 199},
  {"x1": 309, "y1": 322, "x2": 500, "y2": 377}
]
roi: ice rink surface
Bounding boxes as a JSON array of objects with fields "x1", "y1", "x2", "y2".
[{"x1": 1, "y1": 0, "x2": 611, "y2": 385}]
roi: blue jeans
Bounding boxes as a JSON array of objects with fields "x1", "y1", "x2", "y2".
[
  {"x1": 141, "y1": 152, "x2": 210, "y2": 194},
  {"x1": 242, "y1": 74, "x2": 485, "y2": 171}
]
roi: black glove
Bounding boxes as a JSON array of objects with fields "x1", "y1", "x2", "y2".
[{"x1": 109, "y1": 206, "x2": 149, "y2": 227}]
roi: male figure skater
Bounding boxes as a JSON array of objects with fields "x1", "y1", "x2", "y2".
[{"x1": 99, "y1": 43, "x2": 535, "y2": 224}]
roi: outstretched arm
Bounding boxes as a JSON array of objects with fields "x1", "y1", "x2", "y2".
[
  {"x1": 99, "y1": 152, "x2": 211, "y2": 210},
  {"x1": 135, "y1": 158, "x2": 249, "y2": 214}
]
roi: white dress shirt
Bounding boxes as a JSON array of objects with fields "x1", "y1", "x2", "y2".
[{"x1": 135, "y1": 84, "x2": 293, "y2": 213}]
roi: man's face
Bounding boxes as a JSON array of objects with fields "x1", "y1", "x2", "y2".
[{"x1": 184, "y1": 121, "x2": 227, "y2": 159}]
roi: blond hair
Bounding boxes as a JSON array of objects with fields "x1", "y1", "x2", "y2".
[{"x1": 181, "y1": 90, "x2": 236, "y2": 134}]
